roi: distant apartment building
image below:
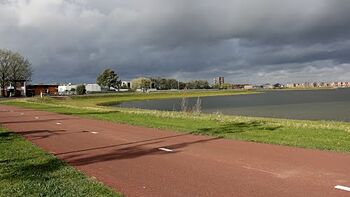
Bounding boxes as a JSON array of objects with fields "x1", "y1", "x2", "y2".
[{"x1": 213, "y1": 77, "x2": 225, "y2": 85}]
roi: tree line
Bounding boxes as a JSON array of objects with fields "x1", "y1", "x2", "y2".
[
  {"x1": 96, "y1": 68, "x2": 213, "y2": 91},
  {"x1": 0, "y1": 49, "x2": 32, "y2": 96},
  {"x1": 131, "y1": 77, "x2": 210, "y2": 90},
  {"x1": 151, "y1": 78, "x2": 209, "y2": 90}
]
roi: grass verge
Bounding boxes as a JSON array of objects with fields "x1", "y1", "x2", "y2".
[
  {"x1": 0, "y1": 127, "x2": 121, "y2": 197},
  {"x1": 2, "y1": 94, "x2": 350, "y2": 153}
]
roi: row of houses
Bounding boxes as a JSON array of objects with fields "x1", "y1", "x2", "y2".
[
  {"x1": 2, "y1": 80, "x2": 350, "y2": 97},
  {"x1": 0, "y1": 81, "x2": 134, "y2": 97},
  {"x1": 232, "y1": 81, "x2": 350, "y2": 90},
  {"x1": 226, "y1": 83, "x2": 280, "y2": 90},
  {"x1": 0, "y1": 83, "x2": 59, "y2": 97},
  {"x1": 285, "y1": 81, "x2": 350, "y2": 88},
  {"x1": 58, "y1": 83, "x2": 101, "y2": 95},
  {"x1": 221, "y1": 81, "x2": 350, "y2": 90},
  {"x1": 58, "y1": 82, "x2": 133, "y2": 95},
  {"x1": 212, "y1": 76, "x2": 350, "y2": 90}
]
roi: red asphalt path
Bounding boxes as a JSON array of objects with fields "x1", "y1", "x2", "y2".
[{"x1": 1, "y1": 105, "x2": 350, "y2": 197}]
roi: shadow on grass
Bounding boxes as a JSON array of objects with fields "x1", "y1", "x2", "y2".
[
  {"x1": 0, "y1": 131, "x2": 16, "y2": 143},
  {"x1": 0, "y1": 131, "x2": 68, "y2": 182},
  {"x1": 0, "y1": 131, "x2": 10, "y2": 138},
  {"x1": 1, "y1": 157, "x2": 67, "y2": 182},
  {"x1": 193, "y1": 121, "x2": 282, "y2": 136}
]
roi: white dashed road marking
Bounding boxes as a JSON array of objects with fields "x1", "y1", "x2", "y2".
[
  {"x1": 158, "y1": 148, "x2": 174, "y2": 152},
  {"x1": 335, "y1": 185, "x2": 350, "y2": 192},
  {"x1": 91, "y1": 131, "x2": 98, "y2": 134},
  {"x1": 56, "y1": 122, "x2": 62, "y2": 125}
]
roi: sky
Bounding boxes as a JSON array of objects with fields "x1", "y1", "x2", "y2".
[{"x1": 1, "y1": 0, "x2": 350, "y2": 84}]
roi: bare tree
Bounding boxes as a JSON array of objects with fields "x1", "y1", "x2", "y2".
[
  {"x1": 0, "y1": 49, "x2": 32, "y2": 97},
  {"x1": 0, "y1": 50, "x2": 11, "y2": 96},
  {"x1": 9, "y1": 52, "x2": 32, "y2": 82}
]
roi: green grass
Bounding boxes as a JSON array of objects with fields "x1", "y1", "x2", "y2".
[
  {"x1": 2, "y1": 92, "x2": 350, "y2": 152},
  {"x1": 1, "y1": 90, "x2": 349, "y2": 196},
  {"x1": 0, "y1": 127, "x2": 122, "y2": 197}
]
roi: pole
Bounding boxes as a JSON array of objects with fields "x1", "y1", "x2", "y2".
[{"x1": 23, "y1": 82, "x2": 27, "y2": 97}]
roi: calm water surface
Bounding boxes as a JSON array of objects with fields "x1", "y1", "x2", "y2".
[{"x1": 117, "y1": 89, "x2": 350, "y2": 122}]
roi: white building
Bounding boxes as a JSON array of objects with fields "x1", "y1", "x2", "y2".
[
  {"x1": 121, "y1": 81, "x2": 131, "y2": 89},
  {"x1": 58, "y1": 83, "x2": 78, "y2": 95},
  {"x1": 85, "y1": 84, "x2": 101, "y2": 92},
  {"x1": 262, "y1": 84, "x2": 274, "y2": 89},
  {"x1": 243, "y1": 85, "x2": 254, "y2": 90}
]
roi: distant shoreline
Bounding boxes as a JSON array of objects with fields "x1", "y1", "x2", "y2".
[{"x1": 264, "y1": 87, "x2": 340, "y2": 91}]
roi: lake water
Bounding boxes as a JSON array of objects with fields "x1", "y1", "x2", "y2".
[{"x1": 117, "y1": 88, "x2": 350, "y2": 122}]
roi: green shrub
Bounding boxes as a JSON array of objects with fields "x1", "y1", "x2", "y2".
[{"x1": 76, "y1": 85, "x2": 86, "y2": 95}]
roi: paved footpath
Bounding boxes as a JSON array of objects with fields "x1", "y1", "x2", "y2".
[{"x1": 1, "y1": 105, "x2": 350, "y2": 197}]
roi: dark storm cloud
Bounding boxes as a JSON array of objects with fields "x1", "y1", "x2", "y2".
[{"x1": 1, "y1": 0, "x2": 350, "y2": 84}]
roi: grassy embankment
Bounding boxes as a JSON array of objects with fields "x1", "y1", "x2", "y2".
[
  {"x1": 0, "y1": 127, "x2": 121, "y2": 197},
  {"x1": 2, "y1": 89, "x2": 350, "y2": 153}
]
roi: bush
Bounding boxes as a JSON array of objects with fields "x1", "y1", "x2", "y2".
[
  {"x1": 70, "y1": 88, "x2": 76, "y2": 95},
  {"x1": 76, "y1": 85, "x2": 86, "y2": 95}
]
